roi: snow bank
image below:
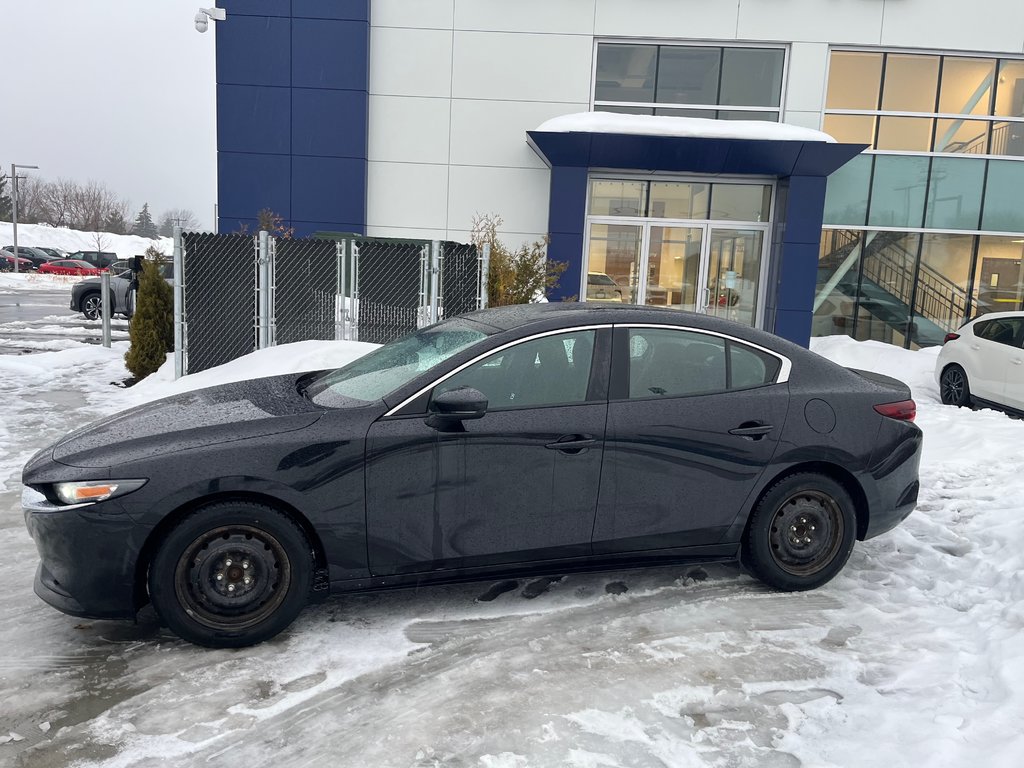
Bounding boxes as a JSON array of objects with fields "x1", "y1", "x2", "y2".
[
  {"x1": 535, "y1": 111, "x2": 836, "y2": 143},
  {"x1": 0, "y1": 221, "x2": 172, "y2": 260}
]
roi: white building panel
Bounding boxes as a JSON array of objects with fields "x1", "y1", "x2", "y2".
[
  {"x1": 737, "y1": 0, "x2": 883, "y2": 45},
  {"x1": 449, "y1": 99, "x2": 587, "y2": 169},
  {"x1": 370, "y1": 0, "x2": 454, "y2": 30},
  {"x1": 785, "y1": 42, "x2": 829, "y2": 116},
  {"x1": 880, "y1": 0, "x2": 1024, "y2": 53},
  {"x1": 366, "y1": 161, "x2": 451, "y2": 232},
  {"x1": 594, "y1": 0, "x2": 739, "y2": 41},
  {"x1": 369, "y1": 27, "x2": 454, "y2": 98},
  {"x1": 447, "y1": 166, "x2": 551, "y2": 240},
  {"x1": 454, "y1": 0, "x2": 596, "y2": 35},
  {"x1": 452, "y1": 31, "x2": 593, "y2": 103},
  {"x1": 368, "y1": 96, "x2": 452, "y2": 165}
]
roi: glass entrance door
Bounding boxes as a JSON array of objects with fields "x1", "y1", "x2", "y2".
[
  {"x1": 705, "y1": 228, "x2": 765, "y2": 326},
  {"x1": 646, "y1": 226, "x2": 704, "y2": 309},
  {"x1": 585, "y1": 220, "x2": 768, "y2": 325}
]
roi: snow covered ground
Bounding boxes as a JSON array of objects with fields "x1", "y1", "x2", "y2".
[
  {"x1": 0, "y1": 221, "x2": 172, "y2": 261},
  {"x1": 1, "y1": 319, "x2": 1023, "y2": 767}
]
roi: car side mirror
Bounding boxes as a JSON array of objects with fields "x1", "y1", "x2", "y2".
[{"x1": 425, "y1": 387, "x2": 488, "y2": 431}]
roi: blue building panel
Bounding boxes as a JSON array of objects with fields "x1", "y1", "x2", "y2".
[
  {"x1": 216, "y1": 15, "x2": 291, "y2": 87},
  {"x1": 774, "y1": 242, "x2": 820, "y2": 312},
  {"x1": 292, "y1": 88, "x2": 367, "y2": 158},
  {"x1": 291, "y1": 18, "x2": 369, "y2": 91},
  {"x1": 548, "y1": 167, "x2": 589, "y2": 235},
  {"x1": 217, "y1": 152, "x2": 291, "y2": 221},
  {"x1": 291, "y1": 155, "x2": 366, "y2": 226},
  {"x1": 548, "y1": 232, "x2": 586, "y2": 302},
  {"x1": 217, "y1": 85, "x2": 291, "y2": 155},
  {"x1": 781, "y1": 176, "x2": 828, "y2": 244},
  {"x1": 218, "y1": 0, "x2": 291, "y2": 17},
  {"x1": 292, "y1": 0, "x2": 369, "y2": 21}
]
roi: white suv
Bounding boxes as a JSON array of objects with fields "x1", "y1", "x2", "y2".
[{"x1": 935, "y1": 311, "x2": 1024, "y2": 412}]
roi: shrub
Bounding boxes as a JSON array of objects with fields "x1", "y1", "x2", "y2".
[
  {"x1": 470, "y1": 213, "x2": 567, "y2": 306},
  {"x1": 124, "y1": 247, "x2": 174, "y2": 380}
]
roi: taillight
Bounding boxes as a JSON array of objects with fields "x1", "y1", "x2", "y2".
[
  {"x1": 874, "y1": 400, "x2": 916, "y2": 422},
  {"x1": 943, "y1": 333, "x2": 960, "y2": 344}
]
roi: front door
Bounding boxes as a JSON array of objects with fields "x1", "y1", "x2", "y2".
[{"x1": 365, "y1": 328, "x2": 610, "y2": 575}]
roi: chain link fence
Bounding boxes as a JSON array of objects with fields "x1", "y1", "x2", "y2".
[{"x1": 174, "y1": 231, "x2": 484, "y2": 376}]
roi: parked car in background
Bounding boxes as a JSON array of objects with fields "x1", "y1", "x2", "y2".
[
  {"x1": 0, "y1": 250, "x2": 35, "y2": 272},
  {"x1": 70, "y1": 261, "x2": 174, "y2": 319},
  {"x1": 37, "y1": 259, "x2": 106, "y2": 276},
  {"x1": 936, "y1": 311, "x2": 1024, "y2": 414},
  {"x1": 36, "y1": 247, "x2": 69, "y2": 260},
  {"x1": 65, "y1": 251, "x2": 118, "y2": 269},
  {"x1": 586, "y1": 272, "x2": 624, "y2": 302},
  {"x1": 2, "y1": 246, "x2": 57, "y2": 269},
  {"x1": 23, "y1": 303, "x2": 922, "y2": 647}
]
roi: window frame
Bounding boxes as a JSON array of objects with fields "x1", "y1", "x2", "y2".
[
  {"x1": 592, "y1": 39, "x2": 789, "y2": 122},
  {"x1": 824, "y1": 47, "x2": 1024, "y2": 160},
  {"x1": 608, "y1": 324, "x2": 791, "y2": 402}
]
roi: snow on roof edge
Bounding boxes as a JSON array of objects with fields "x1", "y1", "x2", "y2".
[{"x1": 533, "y1": 112, "x2": 836, "y2": 144}]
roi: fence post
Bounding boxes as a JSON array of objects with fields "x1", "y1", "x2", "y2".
[
  {"x1": 336, "y1": 239, "x2": 347, "y2": 340},
  {"x1": 480, "y1": 242, "x2": 491, "y2": 310},
  {"x1": 257, "y1": 230, "x2": 270, "y2": 349},
  {"x1": 173, "y1": 226, "x2": 184, "y2": 378},
  {"x1": 430, "y1": 240, "x2": 441, "y2": 324},
  {"x1": 351, "y1": 241, "x2": 360, "y2": 342},
  {"x1": 267, "y1": 236, "x2": 277, "y2": 347}
]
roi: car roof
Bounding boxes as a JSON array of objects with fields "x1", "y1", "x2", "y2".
[
  {"x1": 458, "y1": 302, "x2": 800, "y2": 350},
  {"x1": 966, "y1": 310, "x2": 1024, "y2": 323}
]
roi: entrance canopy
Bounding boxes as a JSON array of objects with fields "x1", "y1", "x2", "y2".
[{"x1": 526, "y1": 113, "x2": 866, "y2": 347}]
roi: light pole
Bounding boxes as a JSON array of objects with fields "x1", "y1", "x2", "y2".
[{"x1": 10, "y1": 163, "x2": 39, "y2": 274}]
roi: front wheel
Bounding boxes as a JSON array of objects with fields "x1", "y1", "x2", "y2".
[
  {"x1": 149, "y1": 502, "x2": 313, "y2": 647},
  {"x1": 742, "y1": 473, "x2": 857, "y2": 591},
  {"x1": 80, "y1": 292, "x2": 102, "y2": 320},
  {"x1": 939, "y1": 364, "x2": 971, "y2": 407}
]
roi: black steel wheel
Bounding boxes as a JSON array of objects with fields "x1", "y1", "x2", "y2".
[
  {"x1": 939, "y1": 364, "x2": 971, "y2": 407},
  {"x1": 742, "y1": 473, "x2": 857, "y2": 591},
  {"x1": 81, "y1": 292, "x2": 102, "y2": 321},
  {"x1": 149, "y1": 502, "x2": 312, "y2": 647}
]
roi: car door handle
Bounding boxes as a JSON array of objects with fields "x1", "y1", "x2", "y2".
[
  {"x1": 545, "y1": 434, "x2": 597, "y2": 453},
  {"x1": 728, "y1": 422, "x2": 774, "y2": 439},
  {"x1": 970, "y1": 343, "x2": 981, "y2": 350},
  {"x1": 1014, "y1": 359, "x2": 1024, "y2": 366}
]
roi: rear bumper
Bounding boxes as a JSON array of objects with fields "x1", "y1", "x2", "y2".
[{"x1": 863, "y1": 421, "x2": 923, "y2": 540}]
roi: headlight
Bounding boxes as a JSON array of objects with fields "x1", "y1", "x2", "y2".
[{"x1": 52, "y1": 479, "x2": 148, "y2": 506}]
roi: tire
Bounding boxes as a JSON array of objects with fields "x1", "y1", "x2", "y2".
[
  {"x1": 148, "y1": 502, "x2": 313, "y2": 648},
  {"x1": 80, "y1": 292, "x2": 102, "y2": 321},
  {"x1": 939, "y1": 364, "x2": 971, "y2": 407},
  {"x1": 742, "y1": 473, "x2": 857, "y2": 592}
]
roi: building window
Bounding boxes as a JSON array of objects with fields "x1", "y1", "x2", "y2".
[
  {"x1": 594, "y1": 43, "x2": 785, "y2": 121},
  {"x1": 825, "y1": 50, "x2": 1024, "y2": 157}
]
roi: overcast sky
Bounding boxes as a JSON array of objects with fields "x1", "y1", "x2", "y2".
[{"x1": 2, "y1": 0, "x2": 218, "y2": 227}]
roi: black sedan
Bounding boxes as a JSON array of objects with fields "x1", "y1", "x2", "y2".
[{"x1": 23, "y1": 304, "x2": 922, "y2": 647}]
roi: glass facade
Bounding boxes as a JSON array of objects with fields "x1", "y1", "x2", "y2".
[
  {"x1": 819, "y1": 49, "x2": 1024, "y2": 348},
  {"x1": 594, "y1": 43, "x2": 785, "y2": 120}
]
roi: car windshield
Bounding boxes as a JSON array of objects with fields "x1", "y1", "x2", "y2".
[{"x1": 303, "y1": 319, "x2": 491, "y2": 407}]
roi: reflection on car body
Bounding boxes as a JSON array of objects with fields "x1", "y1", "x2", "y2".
[{"x1": 23, "y1": 304, "x2": 922, "y2": 647}]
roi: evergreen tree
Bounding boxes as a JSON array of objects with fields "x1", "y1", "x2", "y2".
[
  {"x1": 124, "y1": 249, "x2": 174, "y2": 380},
  {"x1": 0, "y1": 173, "x2": 12, "y2": 221},
  {"x1": 132, "y1": 202, "x2": 159, "y2": 239},
  {"x1": 104, "y1": 209, "x2": 129, "y2": 235}
]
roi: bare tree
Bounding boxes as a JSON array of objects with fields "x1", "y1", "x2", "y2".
[{"x1": 158, "y1": 208, "x2": 200, "y2": 237}]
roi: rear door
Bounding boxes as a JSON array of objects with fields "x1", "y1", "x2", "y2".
[
  {"x1": 593, "y1": 325, "x2": 790, "y2": 554},
  {"x1": 996, "y1": 318, "x2": 1024, "y2": 409},
  {"x1": 971, "y1": 317, "x2": 1024, "y2": 403}
]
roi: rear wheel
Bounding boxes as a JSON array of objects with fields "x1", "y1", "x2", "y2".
[
  {"x1": 939, "y1": 364, "x2": 971, "y2": 407},
  {"x1": 80, "y1": 292, "x2": 102, "y2": 320},
  {"x1": 742, "y1": 473, "x2": 857, "y2": 591},
  {"x1": 149, "y1": 502, "x2": 313, "y2": 647}
]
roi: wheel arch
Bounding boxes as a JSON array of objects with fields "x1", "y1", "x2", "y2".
[
  {"x1": 77, "y1": 287, "x2": 101, "y2": 311},
  {"x1": 743, "y1": 461, "x2": 871, "y2": 543},
  {"x1": 133, "y1": 491, "x2": 329, "y2": 611}
]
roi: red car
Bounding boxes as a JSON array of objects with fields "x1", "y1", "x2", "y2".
[
  {"x1": 0, "y1": 250, "x2": 35, "y2": 272},
  {"x1": 37, "y1": 259, "x2": 106, "y2": 276}
]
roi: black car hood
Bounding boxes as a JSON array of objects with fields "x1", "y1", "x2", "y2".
[{"x1": 51, "y1": 373, "x2": 325, "y2": 469}]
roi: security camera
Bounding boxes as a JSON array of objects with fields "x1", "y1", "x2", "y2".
[{"x1": 194, "y1": 7, "x2": 226, "y2": 33}]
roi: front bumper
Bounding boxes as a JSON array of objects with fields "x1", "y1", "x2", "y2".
[{"x1": 23, "y1": 487, "x2": 145, "y2": 620}]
